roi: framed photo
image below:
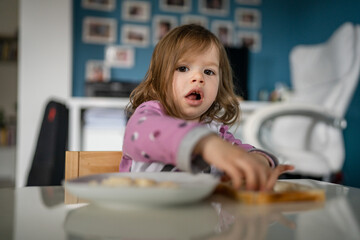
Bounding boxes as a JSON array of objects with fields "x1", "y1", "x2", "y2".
[
  {"x1": 85, "y1": 60, "x2": 110, "y2": 82},
  {"x1": 237, "y1": 31, "x2": 261, "y2": 52},
  {"x1": 121, "y1": 24, "x2": 150, "y2": 47},
  {"x1": 82, "y1": 0, "x2": 116, "y2": 11},
  {"x1": 83, "y1": 17, "x2": 117, "y2": 44},
  {"x1": 181, "y1": 15, "x2": 208, "y2": 28},
  {"x1": 153, "y1": 15, "x2": 178, "y2": 44},
  {"x1": 211, "y1": 20, "x2": 233, "y2": 46},
  {"x1": 199, "y1": 0, "x2": 229, "y2": 16},
  {"x1": 236, "y1": 0, "x2": 261, "y2": 5},
  {"x1": 105, "y1": 45, "x2": 135, "y2": 68},
  {"x1": 235, "y1": 8, "x2": 261, "y2": 28},
  {"x1": 160, "y1": 0, "x2": 192, "y2": 13},
  {"x1": 122, "y1": 1, "x2": 151, "y2": 22}
]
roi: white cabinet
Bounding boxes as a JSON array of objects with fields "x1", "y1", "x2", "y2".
[{"x1": 67, "y1": 97, "x2": 129, "y2": 151}]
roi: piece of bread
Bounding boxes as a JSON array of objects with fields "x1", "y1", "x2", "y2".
[{"x1": 214, "y1": 181, "x2": 326, "y2": 204}]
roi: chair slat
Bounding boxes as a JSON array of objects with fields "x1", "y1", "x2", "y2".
[{"x1": 64, "y1": 151, "x2": 122, "y2": 204}]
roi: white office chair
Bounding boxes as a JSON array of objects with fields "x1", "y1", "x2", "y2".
[{"x1": 243, "y1": 22, "x2": 360, "y2": 181}]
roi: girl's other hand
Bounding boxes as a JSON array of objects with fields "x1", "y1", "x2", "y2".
[{"x1": 193, "y1": 135, "x2": 294, "y2": 191}]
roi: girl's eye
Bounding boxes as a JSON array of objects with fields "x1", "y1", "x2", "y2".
[
  {"x1": 204, "y1": 69, "x2": 215, "y2": 76},
  {"x1": 176, "y1": 66, "x2": 189, "y2": 72}
]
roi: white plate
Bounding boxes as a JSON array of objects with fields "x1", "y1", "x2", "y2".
[{"x1": 63, "y1": 172, "x2": 219, "y2": 208}]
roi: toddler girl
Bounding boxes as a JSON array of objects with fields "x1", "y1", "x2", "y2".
[{"x1": 120, "y1": 24, "x2": 293, "y2": 190}]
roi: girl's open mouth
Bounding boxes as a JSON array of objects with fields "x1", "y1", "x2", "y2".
[
  {"x1": 185, "y1": 89, "x2": 203, "y2": 106},
  {"x1": 186, "y1": 91, "x2": 202, "y2": 100}
]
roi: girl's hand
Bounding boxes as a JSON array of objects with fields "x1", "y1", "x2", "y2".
[{"x1": 193, "y1": 135, "x2": 294, "y2": 191}]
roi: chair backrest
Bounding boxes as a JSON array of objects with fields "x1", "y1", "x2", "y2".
[
  {"x1": 64, "y1": 151, "x2": 122, "y2": 204},
  {"x1": 243, "y1": 22, "x2": 360, "y2": 178},
  {"x1": 27, "y1": 100, "x2": 68, "y2": 186},
  {"x1": 289, "y1": 22, "x2": 360, "y2": 117},
  {"x1": 275, "y1": 22, "x2": 360, "y2": 165}
]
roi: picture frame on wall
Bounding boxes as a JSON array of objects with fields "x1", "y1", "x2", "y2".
[
  {"x1": 105, "y1": 45, "x2": 135, "y2": 68},
  {"x1": 82, "y1": 0, "x2": 116, "y2": 11},
  {"x1": 85, "y1": 60, "x2": 110, "y2": 82},
  {"x1": 153, "y1": 15, "x2": 178, "y2": 44},
  {"x1": 181, "y1": 15, "x2": 208, "y2": 28},
  {"x1": 235, "y1": 8, "x2": 261, "y2": 28},
  {"x1": 199, "y1": 0, "x2": 229, "y2": 16},
  {"x1": 236, "y1": 0, "x2": 261, "y2": 5},
  {"x1": 83, "y1": 17, "x2": 117, "y2": 44},
  {"x1": 237, "y1": 31, "x2": 261, "y2": 52},
  {"x1": 121, "y1": 24, "x2": 150, "y2": 47},
  {"x1": 122, "y1": 1, "x2": 151, "y2": 22},
  {"x1": 211, "y1": 20, "x2": 233, "y2": 46},
  {"x1": 160, "y1": 0, "x2": 192, "y2": 13}
]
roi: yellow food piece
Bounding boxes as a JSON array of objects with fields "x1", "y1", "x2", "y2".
[
  {"x1": 98, "y1": 176, "x2": 179, "y2": 188},
  {"x1": 133, "y1": 178, "x2": 157, "y2": 187},
  {"x1": 157, "y1": 181, "x2": 179, "y2": 188},
  {"x1": 101, "y1": 177, "x2": 134, "y2": 186}
]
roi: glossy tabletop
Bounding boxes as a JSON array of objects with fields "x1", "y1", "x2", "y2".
[{"x1": 1, "y1": 179, "x2": 360, "y2": 240}]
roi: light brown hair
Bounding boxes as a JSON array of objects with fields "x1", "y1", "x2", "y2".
[{"x1": 127, "y1": 24, "x2": 240, "y2": 125}]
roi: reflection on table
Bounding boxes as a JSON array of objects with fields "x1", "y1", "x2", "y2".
[{"x1": 1, "y1": 179, "x2": 360, "y2": 240}]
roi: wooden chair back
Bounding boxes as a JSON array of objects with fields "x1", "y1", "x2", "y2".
[{"x1": 64, "y1": 151, "x2": 122, "y2": 204}]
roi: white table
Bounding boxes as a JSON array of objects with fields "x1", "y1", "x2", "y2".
[{"x1": 1, "y1": 179, "x2": 359, "y2": 240}]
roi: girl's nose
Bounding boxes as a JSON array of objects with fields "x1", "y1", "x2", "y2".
[{"x1": 191, "y1": 72, "x2": 204, "y2": 84}]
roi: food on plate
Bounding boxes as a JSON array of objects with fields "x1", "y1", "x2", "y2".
[
  {"x1": 101, "y1": 176, "x2": 134, "y2": 186},
  {"x1": 133, "y1": 178, "x2": 157, "y2": 187},
  {"x1": 88, "y1": 180, "x2": 99, "y2": 186},
  {"x1": 214, "y1": 181, "x2": 326, "y2": 204},
  {"x1": 98, "y1": 176, "x2": 179, "y2": 189},
  {"x1": 157, "y1": 181, "x2": 179, "y2": 188}
]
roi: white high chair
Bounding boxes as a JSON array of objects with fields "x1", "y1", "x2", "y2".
[{"x1": 243, "y1": 22, "x2": 360, "y2": 181}]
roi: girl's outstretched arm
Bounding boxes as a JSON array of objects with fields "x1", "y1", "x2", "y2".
[{"x1": 193, "y1": 135, "x2": 294, "y2": 191}]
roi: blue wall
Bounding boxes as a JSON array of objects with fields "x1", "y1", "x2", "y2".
[
  {"x1": 248, "y1": 0, "x2": 292, "y2": 98},
  {"x1": 73, "y1": 0, "x2": 360, "y2": 187},
  {"x1": 72, "y1": 0, "x2": 257, "y2": 96}
]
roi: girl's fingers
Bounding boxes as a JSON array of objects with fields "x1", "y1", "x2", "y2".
[
  {"x1": 238, "y1": 157, "x2": 272, "y2": 191},
  {"x1": 235, "y1": 160, "x2": 258, "y2": 190},
  {"x1": 257, "y1": 164, "x2": 270, "y2": 190},
  {"x1": 220, "y1": 162, "x2": 244, "y2": 189},
  {"x1": 276, "y1": 164, "x2": 295, "y2": 176},
  {"x1": 265, "y1": 165, "x2": 295, "y2": 190},
  {"x1": 222, "y1": 157, "x2": 273, "y2": 191}
]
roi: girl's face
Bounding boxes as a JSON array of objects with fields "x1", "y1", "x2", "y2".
[{"x1": 172, "y1": 44, "x2": 220, "y2": 121}]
